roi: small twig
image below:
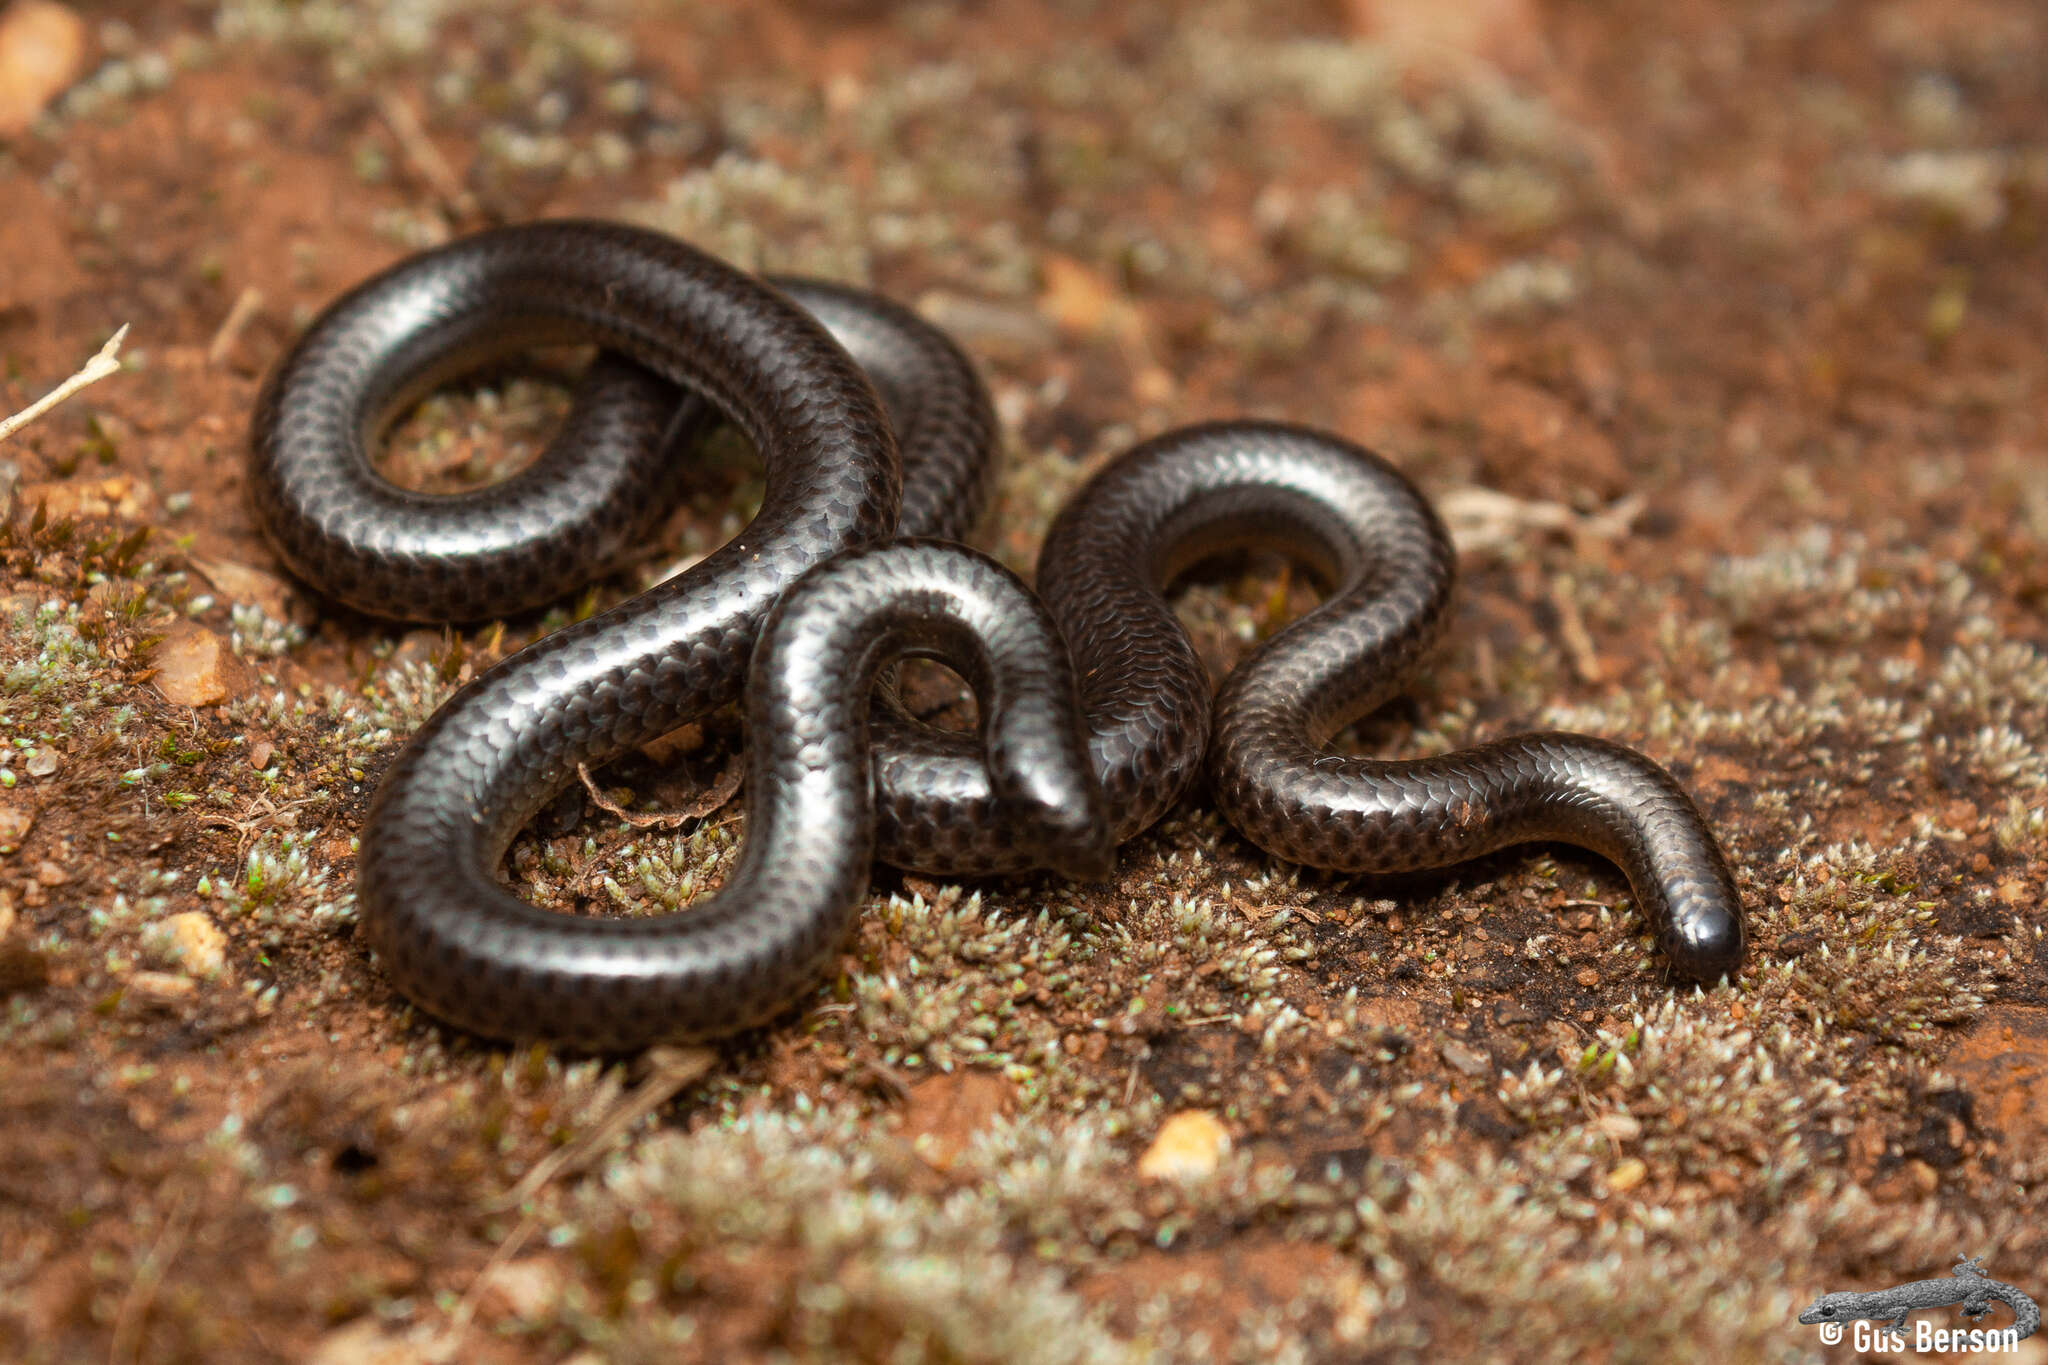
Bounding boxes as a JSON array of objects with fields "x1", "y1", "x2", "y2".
[
  {"x1": 488, "y1": 1046, "x2": 715, "y2": 1214},
  {"x1": 1438, "y1": 485, "x2": 1575, "y2": 553},
  {"x1": 435, "y1": 1047, "x2": 715, "y2": 1357},
  {"x1": 197, "y1": 792, "x2": 314, "y2": 864},
  {"x1": 377, "y1": 92, "x2": 478, "y2": 220},
  {"x1": 1438, "y1": 486, "x2": 1645, "y2": 557},
  {"x1": 1548, "y1": 574, "x2": 1604, "y2": 685},
  {"x1": 856, "y1": 1057, "x2": 913, "y2": 1102},
  {"x1": 1576, "y1": 492, "x2": 1646, "y2": 548},
  {"x1": 431, "y1": 1209, "x2": 539, "y2": 1363},
  {"x1": 1471, "y1": 635, "x2": 1498, "y2": 700},
  {"x1": 108, "y1": 1185, "x2": 196, "y2": 1365},
  {"x1": 805, "y1": 1002, "x2": 857, "y2": 1035},
  {"x1": 0, "y1": 325, "x2": 129, "y2": 446},
  {"x1": 207, "y1": 287, "x2": 265, "y2": 368}
]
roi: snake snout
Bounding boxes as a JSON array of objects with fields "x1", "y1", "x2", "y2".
[
  {"x1": 1668, "y1": 891, "x2": 1745, "y2": 983},
  {"x1": 1042, "y1": 818, "x2": 1118, "y2": 883},
  {"x1": 1001, "y1": 772, "x2": 1116, "y2": 882}
]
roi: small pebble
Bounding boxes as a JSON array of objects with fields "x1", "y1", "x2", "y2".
[
  {"x1": 1039, "y1": 253, "x2": 1137, "y2": 342},
  {"x1": 18, "y1": 475, "x2": 151, "y2": 522},
  {"x1": 0, "y1": 1, "x2": 88, "y2": 137},
  {"x1": 25, "y1": 750, "x2": 57, "y2": 779},
  {"x1": 1605, "y1": 1157, "x2": 1648, "y2": 1193},
  {"x1": 900, "y1": 1070, "x2": 1011, "y2": 1173},
  {"x1": 150, "y1": 622, "x2": 254, "y2": 707},
  {"x1": 480, "y1": 1257, "x2": 565, "y2": 1322},
  {"x1": 149, "y1": 911, "x2": 228, "y2": 979},
  {"x1": 638, "y1": 722, "x2": 703, "y2": 764},
  {"x1": 189, "y1": 556, "x2": 297, "y2": 623},
  {"x1": 1438, "y1": 1039, "x2": 1490, "y2": 1077},
  {"x1": 1137, "y1": 1110, "x2": 1231, "y2": 1181},
  {"x1": 305, "y1": 1319, "x2": 427, "y2": 1365},
  {"x1": 0, "y1": 801, "x2": 32, "y2": 853}
]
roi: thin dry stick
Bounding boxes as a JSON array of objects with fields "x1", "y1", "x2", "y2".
[
  {"x1": 1548, "y1": 574, "x2": 1604, "y2": 685},
  {"x1": 107, "y1": 1185, "x2": 196, "y2": 1365},
  {"x1": 434, "y1": 1047, "x2": 714, "y2": 1358},
  {"x1": 206, "y1": 286, "x2": 264, "y2": 368},
  {"x1": 1471, "y1": 634, "x2": 1499, "y2": 702},
  {"x1": 430, "y1": 1210, "x2": 540, "y2": 1364},
  {"x1": 0, "y1": 325, "x2": 129, "y2": 446},
  {"x1": 856, "y1": 1057, "x2": 912, "y2": 1102},
  {"x1": 378, "y1": 92, "x2": 478, "y2": 219},
  {"x1": 489, "y1": 1046, "x2": 715, "y2": 1212},
  {"x1": 1437, "y1": 486, "x2": 1645, "y2": 556}
]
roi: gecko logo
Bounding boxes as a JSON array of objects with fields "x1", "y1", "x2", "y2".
[{"x1": 1799, "y1": 1256, "x2": 2038, "y2": 1353}]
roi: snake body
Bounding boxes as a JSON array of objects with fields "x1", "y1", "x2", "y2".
[{"x1": 250, "y1": 221, "x2": 1744, "y2": 1048}]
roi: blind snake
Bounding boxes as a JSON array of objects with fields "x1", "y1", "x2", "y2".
[{"x1": 249, "y1": 220, "x2": 1744, "y2": 1049}]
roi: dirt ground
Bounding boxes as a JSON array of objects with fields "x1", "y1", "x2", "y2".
[{"x1": 1, "y1": 0, "x2": 2045, "y2": 1361}]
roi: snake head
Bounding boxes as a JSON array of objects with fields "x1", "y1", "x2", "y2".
[
  {"x1": 1005, "y1": 784, "x2": 1116, "y2": 883},
  {"x1": 981, "y1": 678, "x2": 1115, "y2": 882},
  {"x1": 1045, "y1": 825, "x2": 1117, "y2": 883}
]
